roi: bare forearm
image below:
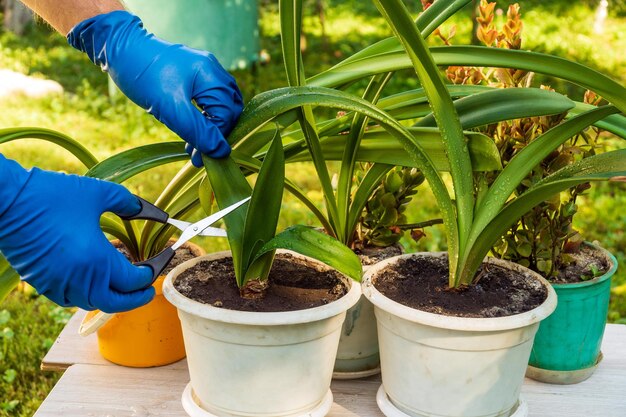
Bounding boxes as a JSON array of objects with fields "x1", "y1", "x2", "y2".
[{"x1": 20, "y1": 0, "x2": 124, "y2": 34}]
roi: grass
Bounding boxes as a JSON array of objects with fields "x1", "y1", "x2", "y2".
[
  {"x1": 0, "y1": 1, "x2": 624, "y2": 414},
  {"x1": 0, "y1": 291, "x2": 72, "y2": 417}
]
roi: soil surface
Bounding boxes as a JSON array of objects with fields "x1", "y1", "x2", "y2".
[
  {"x1": 373, "y1": 255, "x2": 547, "y2": 318},
  {"x1": 553, "y1": 244, "x2": 611, "y2": 284},
  {"x1": 113, "y1": 241, "x2": 196, "y2": 275},
  {"x1": 355, "y1": 244, "x2": 403, "y2": 266},
  {"x1": 174, "y1": 253, "x2": 347, "y2": 312}
]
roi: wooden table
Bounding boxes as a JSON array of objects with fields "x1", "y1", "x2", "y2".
[{"x1": 35, "y1": 311, "x2": 626, "y2": 417}]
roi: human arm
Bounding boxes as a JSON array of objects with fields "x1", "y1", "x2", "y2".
[
  {"x1": 20, "y1": 0, "x2": 244, "y2": 167},
  {"x1": 18, "y1": 0, "x2": 124, "y2": 34},
  {"x1": 0, "y1": 155, "x2": 154, "y2": 312}
]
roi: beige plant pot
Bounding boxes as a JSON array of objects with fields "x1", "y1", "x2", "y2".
[
  {"x1": 362, "y1": 253, "x2": 557, "y2": 417},
  {"x1": 163, "y1": 251, "x2": 361, "y2": 417}
]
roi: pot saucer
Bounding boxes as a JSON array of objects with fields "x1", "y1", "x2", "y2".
[
  {"x1": 375, "y1": 385, "x2": 528, "y2": 417},
  {"x1": 332, "y1": 366, "x2": 381, "y2": 380},
  {"x1": 181, "y1": 383, "x2": 333, "y2": 417},
  {"x1": 526, "y1": 352, "x2": 603, "y2": 384}
]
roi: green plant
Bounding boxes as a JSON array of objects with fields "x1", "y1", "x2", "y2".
[
  {"x1": 300, "y1": 0, "x2": 626, "y2": 288},
  {"x1": 443, "y1": 1, "x2": 623, "y2": 281}
]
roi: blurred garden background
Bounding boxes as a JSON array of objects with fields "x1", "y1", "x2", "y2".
[{"x1": 0, "y1": 0, "x2": 625, "y2": 415}]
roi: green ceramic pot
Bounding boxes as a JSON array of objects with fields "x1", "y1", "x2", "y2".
[{"x1": 527, "y1": 243, "x2": 618, "y2": 384}]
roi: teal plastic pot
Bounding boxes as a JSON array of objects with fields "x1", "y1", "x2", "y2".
[
  {"x1": 527, "y1": 243, "x2": 618, "y2": 384},
  {"x1": 123, "y1": 0, "x2": 259, "y2": 70}
]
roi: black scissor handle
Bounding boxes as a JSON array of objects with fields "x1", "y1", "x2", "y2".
[
  {"x1": 136, "y1": 246, "x2": 176, "y2": 285},
  {"x1": 120, "y1": 196, "x2": 169, "y2": 223}
]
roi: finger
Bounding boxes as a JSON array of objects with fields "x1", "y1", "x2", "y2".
[
  {"x1": 193, "y1": 61, "x2": 244, "y2": 137},
  {"x1": 190, "y1": 148, "x2": 204, "y2": 168},
  {"x1": 98, "y1": 180, "x2": 141, "y2": 217},
  {"x1": 107, "y1": 247, "x2": 155, "y2": 293},
  {"x1": 92, "y1": 286, "x2": 155, "y2": 314},
  {"x1": 154, "y1": 93, "x2": 232, "y2": 159}
]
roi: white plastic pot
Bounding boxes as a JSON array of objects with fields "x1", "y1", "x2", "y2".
[
  {"x1": 163, "y1": 251, "x2": 361, "y2": 417},
  {"x1": 333, "y1": 293, "x2": 380, "y2": 378},
  {"x1": 362, "y1": 253, "x2": 557, "y2": 417}
]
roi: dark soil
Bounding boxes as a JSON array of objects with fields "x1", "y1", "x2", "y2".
[
  {"x1": 373, "y1": 255, "x2": 547, "y2": 318},
  {"x1": 355, "y1": 243, "x2": 403, "y2": 266},
  {"x1": 112, "y1": 241, "x2": 197, "y2": 275},
  {"x1": 553, "y1": 244, "x2": 611, "y2": 284},
  {"x1": 174, "y1": 253, "x2": 348, "y2": 312}
]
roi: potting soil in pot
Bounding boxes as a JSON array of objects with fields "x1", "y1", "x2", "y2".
[
  {"x1": 551, "y1": 244, "x2": 611, "y2": 284},
  {"x1": 355, "y1": 244, "x2": 403, "y2": 266},
  {"x1": 374, "y1": 254, "x2": 547, "y2": 317},
  {"x1": 173, "y1": 253, "x2": 347, "y2": 312}
]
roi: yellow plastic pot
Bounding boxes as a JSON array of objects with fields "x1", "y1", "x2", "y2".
[{"x1": 80, "y1": 241, "x2": 204, "y2": 367}]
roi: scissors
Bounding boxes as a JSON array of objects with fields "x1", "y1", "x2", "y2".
[
  {"x1": 120, "y1": 195, "x2": 251, "y2": 282},
  {"x1": 78, "y1": 195, "x2": 250, "y2": 337}
]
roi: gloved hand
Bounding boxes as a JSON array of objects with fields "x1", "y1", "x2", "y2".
[
  {"x1": 0, "y1": 155, "x2": 154, "y2": 313},
  {"x1": 67, "y1": 10, "x2": 244, "y2": 168}
]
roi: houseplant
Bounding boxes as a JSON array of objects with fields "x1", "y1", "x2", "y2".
[
  {"x1": 304, "y1": 0, "x2": 626, "y2": 416},
  {"x1": 442, "y1": 1, "x2": 624, "y2": 385},
  {"x1": 0, "y1": 127, "x2": 209, "y2": 367},
  {"x1": 163, "y1": 126, "x2": 365, "y2": 416}
]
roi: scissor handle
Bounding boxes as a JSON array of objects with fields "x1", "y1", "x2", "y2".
[
  {"x1": 135, "y1": 246, "x2": 176, "y2": 284},
  {"x1": 120, "y1": 196, "x2": 169, "y2": 223}
]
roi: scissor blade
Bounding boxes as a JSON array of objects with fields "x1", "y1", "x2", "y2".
[
  {"x1": 172, "y1": 196, "x2": 251, "y2": 250},
  {"x1": 167, "y1": 219, "x2": 227, "y2": 237}
]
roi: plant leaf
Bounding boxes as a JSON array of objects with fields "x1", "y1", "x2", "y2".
[
  {"x1": 460, "y1": 149, "x2": 626, "y2": 285},
  {"x1": 241, "y1": 128, "x2": 285, "y2": 285},
  {"x1": 86, "y1": 142, "x2": 187, "y2": 183},
  {"x1": 310, "y1": 46, "x2": 626, "y2": 113},
  {"x1": 416, "y1": 88, "x2": 576, "y2": 129},
  {"x1": 289, "y1": 128, "x2": 501, "y2": 171},
  {"x1": 254, "y1": 225, "x2": 362, "y2": 282},
  {"x1": 0, "y1": 127, "x2": 98, "y2": 169},
  {"x1": 202, "y1": 155, "x2": 252, "y2": 285},
  {"x1": 373, "y1": 0, "x2": 472, "y2": 285},
  {"x1": 470, "y1": 106, "x2": 620, "y2": 246}
]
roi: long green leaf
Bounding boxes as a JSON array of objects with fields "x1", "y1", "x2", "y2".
[
  {"x1": 289, "y1": 128, "x2": 502, "y2": 171},
  {"x1": 241, "y1": 129, "x2": 285, "y2": 286},
  {"x1": 461, "y1": 150, "x2": 626, "y2": 285},
  {"x1": 255, "y1": 225, "x2": 362, "y2": 282},
  {"x1": 0, "y1": 127, "x2": 98, "y2": 169},
  {"x1": 202, "y1": 155, "x2": 252, "y2": 286},
  {"x1": 310, "y1": 47, "x2": 626, "y2": 113},
  {"x1": 470, "y1": 106, "x2": 620, "y2": 246},
  {"x1": 568, "y1": 103, "x2": 626, "y2": 138},
  {"x1": 416, "y1": 88, "x2": 576, "y2": 129},
  {"x1": 373, "y1": 0, "x2": 472, "y2": 284},
  {"x1": 86, "y1": 142, "x2": 187, "y2": 183}
]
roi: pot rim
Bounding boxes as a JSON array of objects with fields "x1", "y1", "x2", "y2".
[
  {"x1": 163, "y1": 250, "x2": 361, "y2": 326},
  {"x1": 362, "y1": 252, "x2": 557, "y2": 332},
  {"x1": 549, "y1": 241, "x2": 618, "y2": 289}
]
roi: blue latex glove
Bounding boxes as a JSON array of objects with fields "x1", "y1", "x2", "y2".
[
  {"x1": 0, "y1": 155, "x2": 154, "y2": 313},
  {"x1": 67, "y1": 10, "x2": 243, "y2": 167}
]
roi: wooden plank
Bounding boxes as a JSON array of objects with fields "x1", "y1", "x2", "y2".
[
  {"x1": 41, "y1": 310, "x2": 188, "y2": 371},
  {"x1": 33, "y1": 364, "x2": 384, "y2": 417},
  {"x1": 38, "y1": 315, "x2": 626, "y2": 417},
  {"x1": 522, "y1": 324, "x2": 626, "y2": 417},
  {"x1": 40, "y1": 310, "x2": 107, "y2": 371}
]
